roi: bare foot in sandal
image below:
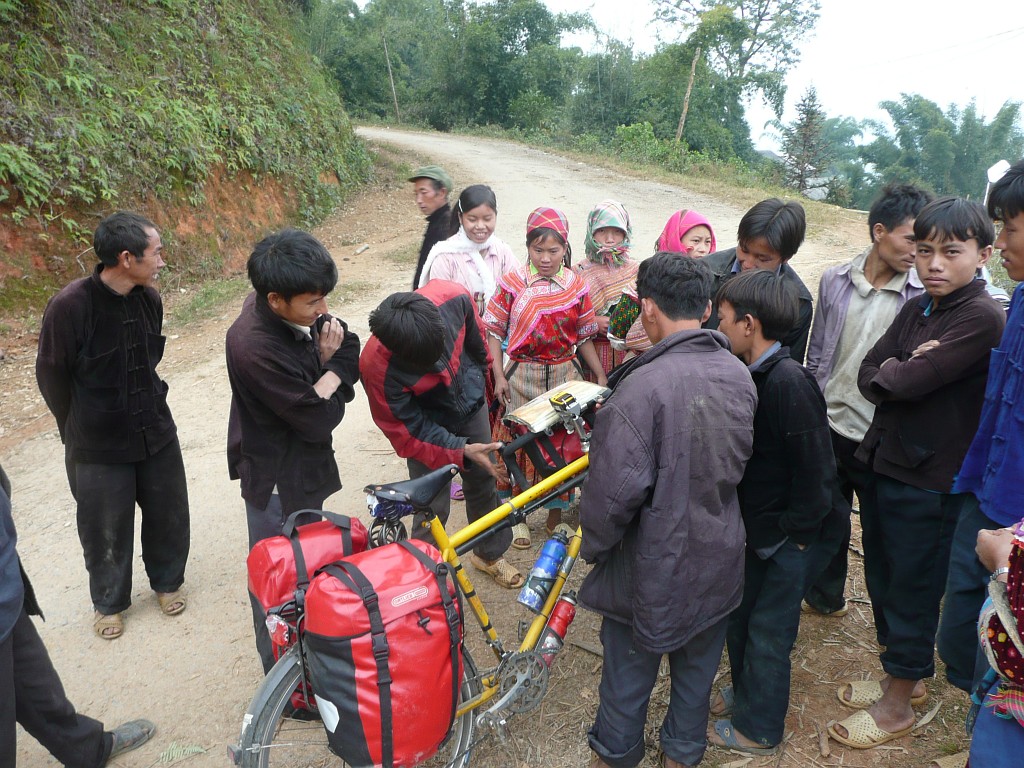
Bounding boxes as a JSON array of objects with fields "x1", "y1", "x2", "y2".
[
  {"x1": 94, "y1": 611, "x2": 124, "y2": 640},
  {"x1": 157, "y1": 590, "x2": 186, "y2": 616},
  {"x1": 469, "y1": 554, "x2": 525, "y2": 589}
]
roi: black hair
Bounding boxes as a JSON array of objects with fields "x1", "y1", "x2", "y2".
[
  {"x1": 715, "y1": 268, "x2": 799, "y2": 343},
  {"x1": 988, "y1": 159, "x2": 1024, "y2": 222},
  {"x1": 914, "y1": 197, "x2": 994, "y2": 249},
  {"x1": 868, "y1": 183, "x2": 934, "y2": 239},
  {"x1": 449, "y1": 184, "x2": 498, "y2": 237},
  {"x1": 526, "y1": 227, "x2": 573, "y2": 267},
  {"x1": 636, "y1": 252, "x2": 713, "y2": 321},
  {"x1": 93, "y1": 211, "x2": 157, "y2": 266},
  {"x1": 368, "y1": 292, "x2": 446, "y2": 371},
  {"x1": 247, "y1": 229, "x2": 338, "y2": 300},
  {"x1": 737, "y1": 198, "x2": 806, "y2": 261}
]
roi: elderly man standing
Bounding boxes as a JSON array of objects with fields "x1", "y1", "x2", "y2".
[
  {"x1": 409, "y1": 165, "x2": 453, "y2": 288},
  {"x1": 36, "y1": 212, "x2": 190, "y2": 641}
]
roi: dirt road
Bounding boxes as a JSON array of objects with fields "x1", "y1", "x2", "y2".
[{"x1": 5, "y1": 129, "x2": 960, "y2": 767}]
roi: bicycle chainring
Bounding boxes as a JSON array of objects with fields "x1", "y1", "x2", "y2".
[{"x1": 497, "y1": 651, "x2": 549, "y2": 714}]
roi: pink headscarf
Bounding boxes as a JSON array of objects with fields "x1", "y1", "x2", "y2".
[
  {"x1": 527, "y1": 206, "x2": 570, "y2": 242},
  {"x1": 656, "y1": 209, "x2": 717, "y2": 256}
]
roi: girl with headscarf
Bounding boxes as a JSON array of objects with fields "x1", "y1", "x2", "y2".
[
  {"x1": 483, "y1": 207, "x2": 606, "y2": 547},
  {"x1": 574, "y1": 200, "x2": 640, "y2": 379},
  {"x1": 608, "y1": 208, "x2": 718, "y2": 353}
]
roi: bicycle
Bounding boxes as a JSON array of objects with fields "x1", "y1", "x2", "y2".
[{"x1": 229, "y1": 382, "x2": 605, "y2": 768}]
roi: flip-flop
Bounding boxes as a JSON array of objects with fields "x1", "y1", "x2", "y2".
[
  {"x1": 157, "y1": 590, "x2": 186, "y2": 616},
  {"x1": 827, "y1": 709, "x2": 915, "y2": 749},
  {"x1": 836, "y1": 679, "x2": 927, "y2": 709},
  {"x1": 94, "y1": 611, "x2": 124, "y2": 640},
  {"x1": 511, "y1": 522, "x2": 532, "y2": 550},
  {"x1": 708, "y1": 719, "x2": 778, "y2": 756},
  {"x1": 710, "y1": 685, "x2": 735, "y2": 717},
  {"x1": 449, "y1": 482, "x2": 464, "y2": 501}
]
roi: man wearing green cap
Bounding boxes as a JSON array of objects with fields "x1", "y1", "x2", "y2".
[{"x1": 409, "y1": 165, "x2": 453, "y2": 289}]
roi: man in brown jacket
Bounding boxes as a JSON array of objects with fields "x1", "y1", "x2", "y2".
[{"x1": 580, "y1": 254, "x2": 757, "y2": 768}]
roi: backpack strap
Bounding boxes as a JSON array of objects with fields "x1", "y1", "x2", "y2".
[
  {"x1": 399, "y1": 542, "x2": 462, "y2": 735},
  {"x1": 284, "y1": 510, "x2": 355, "y2": 606},
  {"x1": 321, "y1": 561, "x2": 395, "y2": 768}
]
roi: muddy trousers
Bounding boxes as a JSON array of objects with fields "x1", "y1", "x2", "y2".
[
  {"x1": 68, "y1": 438, "x2": 190, "y2": 615},
  {"x1": 0, "y1": 609, "x2": 112, "y2": 768},
  {"x1": 588, "y1": 615, "x2": 728, "y2": 768}
]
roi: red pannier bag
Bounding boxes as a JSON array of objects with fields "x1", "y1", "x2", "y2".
[
  {"x1": 247, "y1": 509, "x2": 369, "y2": 613},
  {"x1": 303, "y1": 539, "x2": 463, "y2": 768}
]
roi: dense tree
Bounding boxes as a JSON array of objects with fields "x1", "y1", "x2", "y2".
[
  {"x1": 779, "y1": 85, "x2": 831, "y2": 194},
  {"x1": 652, "y1": 0, "x2": 821, "y2": 115}
]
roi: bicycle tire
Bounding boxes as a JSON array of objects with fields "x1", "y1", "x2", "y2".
[{"x1": 233, "y1": 645, "x2": 479, "y2": 768}]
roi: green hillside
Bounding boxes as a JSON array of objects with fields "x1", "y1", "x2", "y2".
[{"x1": 0, "y1": 0, "x2": 370, "y2": 312}]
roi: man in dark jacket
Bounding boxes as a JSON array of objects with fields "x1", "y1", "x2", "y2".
[
  {"x1": 360, "y1": 282, "x2": 523, "y2": 589},
  {"x1": 36, "y1": 212, "x2": 190, "y2": 641},
  {"x1": 225, "y1": 228, "x2": 360, "y2": 673},
  {"x1": 580, "y1": 254, "x2": 756, "y2": 768},
  {"x1": 709, "y1": 269, "x2": 848, "y2": 755},
  {"x1": 409, "y1": 165, "x2": 453, "y2": 288},
  {"x1": 0, "y1": 463, "x2": 154, "y2": 766},
  {"x1": 702, "y1": 198, "x2": 814, "y2": 363}
]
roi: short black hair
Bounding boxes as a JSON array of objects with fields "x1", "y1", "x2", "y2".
[
  {"x1": 868, "y1": 183, "x2": 934, "y2": 239},
  {"x1": 93, "y1": 211, "x2": 157, "y2": 266},
  {"x1": 988, "y1": 159, "x2": 1024, "y2": 222},
  {"x1": 737, "y1": 198, "x2": 806, "y2": 261},
  {"x1": 914, "y1": 197, "x2": 995, "y2": 249},
  {"x1": 716, "y1": 268, "x2": 799, "y2": 343},
  {"x1": 368, "y1": 292, "x2": 446, "y2": 371},
  {"x1": 636, "y1": 252, "x2": 713, "y2": 321},
  {"x1": 247, "y1": 229, "x2": 338, "y2": 300}
]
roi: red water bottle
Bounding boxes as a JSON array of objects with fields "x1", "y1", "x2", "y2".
[{"x1": 538, "y1": 592, "x2": 577, "y2": 667}]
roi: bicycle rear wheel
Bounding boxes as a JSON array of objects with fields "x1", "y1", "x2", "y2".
[{"x1": 232, "y1": 645, "x2": 479, "y2": 768}]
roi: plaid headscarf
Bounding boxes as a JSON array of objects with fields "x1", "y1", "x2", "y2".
[
  {"x1": 526, "y1": 207, "x2": 569, "y2": 242},
  {"x1": 584, "y1": 200, "x2": 632, "y2": 266},
  {"x1": 656, "y1": 209, "x2": 717, "y2": 256}
]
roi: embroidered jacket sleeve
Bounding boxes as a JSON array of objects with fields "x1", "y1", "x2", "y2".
[{"x1": 482, "y1": 279, "x2": 515, "y2": 341}]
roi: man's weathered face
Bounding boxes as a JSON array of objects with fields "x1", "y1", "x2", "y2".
[
  {"x1": 125, "y1": 227, "x2": 165, "y2": 288},
  {"x1": 413, "y1": 178, "x2": 447, "y2": 216},
  {"x1": 873, "y1": 218, "x2": 918, "y2": 274}
]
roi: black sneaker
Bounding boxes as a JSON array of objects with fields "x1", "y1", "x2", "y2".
[{"x1": 109, "y1": 719, "x2": 156, "y2": 760}]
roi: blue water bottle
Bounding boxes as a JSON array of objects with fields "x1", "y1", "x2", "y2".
[{"x1": 517, "y1": 530, "x2": 569, "y2": 613}]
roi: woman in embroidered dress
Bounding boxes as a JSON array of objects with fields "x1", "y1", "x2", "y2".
[
  {"x1": 418, "y1": 184, "x2": 518, "y2": 316},
  {"x1": 608, "y1": 208, "x2": 718, "y2": 354},
  {"x1": 483, "y1": 207, "x2": 606, "y2": 547},
  {"x1": 573, "y1": 200, "x2": 639, "y2": 380}
]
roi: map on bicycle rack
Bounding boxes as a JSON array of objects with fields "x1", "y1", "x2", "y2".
[{"x1": 504, "y1": 380, "x2": 610, "y2": 434}]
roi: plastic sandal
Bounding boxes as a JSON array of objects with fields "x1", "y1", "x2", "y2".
[
  {"x1": 157, "y1": 590, "x2": 186, "y2": 616},
  {"x1": 837, "y1": 679, "x2": 927, "y2": 709},
  {"x1": 710, "y1": 685, "x2": 735, "y2": 717},
  {"x1": 545, "y1": 522, "x2": 576, "y2": 539},
  {"x1": 511, "y1": 522, "x2": 532, "y2": 550},
  {"x1": 827, "y1": 709, "x2": 915, "y2": 749},
  {"x1": 449, "y1": 482, "x2": 464, "y2": 501},
  {"x1": 469, "y1": 554, "x2": 525, "y2": 589},
  {"x1": 94, "y1": 611, "x2": 124, "y2": 640},
  {"x1": 709, "y1": 719, "x2": 778, "y2": 755},
  {"x1": 929, "y1": 751, "x2": 969, "y2": 768}
]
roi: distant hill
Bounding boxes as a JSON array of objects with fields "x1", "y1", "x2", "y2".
[{"x1": 0, "y1": 0, "x2": 370, "y2": 313}]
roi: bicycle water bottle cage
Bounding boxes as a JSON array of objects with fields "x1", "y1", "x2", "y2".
[{"x1": 364, "y1": 464, "x2": 460, "y2": 509}]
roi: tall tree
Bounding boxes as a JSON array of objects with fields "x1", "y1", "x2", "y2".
[
  {"x1": 652, "y1": 0, "x2": 821, "y2": 115},
  {"x1": 779, "y1": 85, "x2": 831, "y2": 194}
]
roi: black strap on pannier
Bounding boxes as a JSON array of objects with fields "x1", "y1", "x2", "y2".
[{"x1": 284, "y1": 509, "x2": 354, "y2": 607}]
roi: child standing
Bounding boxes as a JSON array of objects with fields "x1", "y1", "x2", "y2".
[
  {"x1": 708, "y1": 269, "x2": 847, "y2": 756},
  {"x1": 828, "y1": 197, "x2": 1006, "y2": 750},
  {"x1": 574, "y1": 201, "x2": 639, "y2": 379},
  {"x1": 483, "y1": 207, "x2": 607, "y2": 545}
]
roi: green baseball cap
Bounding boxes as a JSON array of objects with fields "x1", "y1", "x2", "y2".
[{"x1": 408, "y1": 165, "x2": 453, "y2": 193}]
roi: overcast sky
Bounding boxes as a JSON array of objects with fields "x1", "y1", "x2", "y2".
[{"x1": 546, "y1": 0, "x2": 1023, "y2": 149}]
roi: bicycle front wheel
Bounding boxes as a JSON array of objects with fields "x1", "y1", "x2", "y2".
[{"x1": 232, "y1": 645, "x2": 479, "y2": 768}]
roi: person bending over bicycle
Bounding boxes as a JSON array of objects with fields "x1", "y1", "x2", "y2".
[{"x1": 359, "y1": 282, "x2": 525, "y2": 590}]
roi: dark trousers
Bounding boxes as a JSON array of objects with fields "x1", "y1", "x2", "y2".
[
  {"x1": 68, "y1": 438, "x2": 190, "y2": 614},
  {"x1": 937, "y1": 493, "x2": 1001, "y2": 692},
  {"x1": 246, "y1": 494, "x2": 322, "y2": 675},
  {"x1": 804, "y1": 429, "x2": 874, "y2": 613},
  {"x1": 588, "y1": 615, "x2": 728, "y2": 768},
  {"x1": 0, "y1": 609, "x2": 111, "y2": 768},
  {"x1": 729, "y1": 538, "x2": 830, "y2": 746},
  {"x1": 872, "y1": 476, "x2": 965, "y2": 680},
  {"x1": 407, "y1": 406, "x2": 510, "y2": 562}
]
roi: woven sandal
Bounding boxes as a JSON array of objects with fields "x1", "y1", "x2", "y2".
[
  {"x1": 837, "y1": 679, "x2": 927, "y2": 709},
  {"x1": 827, "y1": 710, "x2": 915, "y2": 749},
  {"x1": 545, "y1": 522, "x2": 576, "y2": 539},
  {"x1": 94, "y1": 611, "x2": 124, "y2": 640},
  {"x1": 511, "y1": 523, "x2": 532, "y2": 550},
  {"x1": 929, "y1": 751, "x2": 969, "y2": 768},
  {"x1": 469, "y1": 554, "x2": 525, "y2": 589},
  {"x1": 157, "y1": 590, "x2": 186, "y2": 616}
]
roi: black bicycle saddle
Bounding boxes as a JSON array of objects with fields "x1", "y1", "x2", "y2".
[{"x1": 363, "y1": 464, "x2": 459, "y2": 508}]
